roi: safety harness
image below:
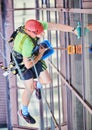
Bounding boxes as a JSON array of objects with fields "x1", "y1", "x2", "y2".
[{"x1": 8, "y1": 26, "x2": 40, "y2": 75}]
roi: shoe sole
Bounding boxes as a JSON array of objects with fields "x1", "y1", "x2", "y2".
[{"x1": 17, "y1": 110, "x2": 36, "y2": 124}]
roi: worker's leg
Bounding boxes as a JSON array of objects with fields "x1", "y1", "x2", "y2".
[
  {"x1": 38, "y1": 69, "x2": 52, "y2": 85},
  {"x1": 22, "y1": 78, "x2": 34, "y2": 106},
  {"x1": 18, "y1": 69, "x2": 36, "y2": 124}
]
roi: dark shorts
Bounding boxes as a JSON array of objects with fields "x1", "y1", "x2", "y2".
[{"x1": 19, "y1": 60, "x2": 47, "y2": 80}]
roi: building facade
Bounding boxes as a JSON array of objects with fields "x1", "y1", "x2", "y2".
[{"x1": 0, "y1": 0, "x2": 92, "y2": 130}]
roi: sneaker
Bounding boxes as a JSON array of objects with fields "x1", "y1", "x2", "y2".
[
  {"x1": 18, "y1": 109, "x2": 36, "y2": 124},
  {"x1": 35, "y1": 88, "x2": 41, "y2": 100}
]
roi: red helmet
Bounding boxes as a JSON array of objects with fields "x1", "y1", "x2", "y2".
[{"x1": 25, "y1": 19, "x2": 44, "y2": 38}]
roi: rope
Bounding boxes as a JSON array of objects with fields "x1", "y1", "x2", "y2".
[{"x1": 31, "y1": 57, "x2": 60, "y2": 128}]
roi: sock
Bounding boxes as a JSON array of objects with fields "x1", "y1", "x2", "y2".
[
  {"x1": 37, "y1": 81, "x2": 42, "y2": 89},
  {"x1": 22, "y1": 105, "x2": 28, "y2": 116}
]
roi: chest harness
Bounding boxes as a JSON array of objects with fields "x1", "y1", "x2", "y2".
[{"x1": 8, "y1": 26, "x2": 40, "y2": 75}]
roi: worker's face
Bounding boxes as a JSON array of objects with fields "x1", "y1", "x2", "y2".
[{"x1": 36, "y1": 31, "x2": 45, "y2": 38}]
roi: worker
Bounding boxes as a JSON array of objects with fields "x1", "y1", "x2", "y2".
[{"x1": 12, "y1": 19, "x2": 79, "y2": 124}]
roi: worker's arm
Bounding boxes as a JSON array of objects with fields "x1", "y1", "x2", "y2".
[
  {"x1": 47, "y1": 22, "x2": 77, "y2": 35},
  {"x1": 23, "y1": 46, "x2": 47, "y2": 69}
]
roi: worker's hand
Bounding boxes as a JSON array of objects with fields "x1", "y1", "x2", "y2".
[{"x1": 39, "y1": 45, "x2": 48, "y2": 55}]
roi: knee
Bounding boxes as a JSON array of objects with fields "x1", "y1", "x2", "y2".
[
  {"x1": 39, "y1": 76, "x2": 52, "y2": 85},
  {"x1": 44, "y1": 78, "x2": 52, "y2": 85}
]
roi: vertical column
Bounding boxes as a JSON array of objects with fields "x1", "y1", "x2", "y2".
[
  {"x1": 0, "y1": 0, "x2": 8, "y2": 128},
  {"x1": 56, "y1": 0, "x2": 68, "y2": 129},
  {"x1": 3, "y1": 0, "x2": 18, "y2": 128}
]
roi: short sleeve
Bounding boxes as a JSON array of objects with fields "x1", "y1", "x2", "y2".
[{"x1": 39, "y1": 21, "x2": 48, "y2": 30}]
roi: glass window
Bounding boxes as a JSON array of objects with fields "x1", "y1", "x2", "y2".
[
  {"x1": 13, "y1": 0, "x2": 35, "y2": 8},
  {"x1": 14, "y1": 10, "x2": 36, "y2": 29},
  {"x1": 69, "y1": 13, "x2": 83, "y2": 94},
  {"x1": 68, "y1": 0, "x2": 81, "y2": 8},
  {"x1": 83, "y1": 14, "x2": 92, "y2": 130},
  {"x1": 86, "y1": 111, "x2": 92, "y2": 130},
  {"x1": 72, "y1": 96, "x2": 84, "y2": 130},
  {"x1": 69, "y1": 12, "x2": 92, "y2": 130},
  {"x1": 83, "y1": 14, "x2": 92, "y2": 106}
]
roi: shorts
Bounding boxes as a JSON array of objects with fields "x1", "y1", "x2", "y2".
[{"x1": 19, "y1": 60, "x2": 47, "y2": 80}]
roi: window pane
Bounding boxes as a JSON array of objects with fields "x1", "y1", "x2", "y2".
[
  {"x1": 13, "y1": 0, "x2": 35, "y2": 8},
  {"x1": 14, "y1": 10, "x2": 36, "y2": 29}
]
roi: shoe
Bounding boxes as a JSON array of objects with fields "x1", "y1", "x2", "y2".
[
  {"x1": 35, "y1": 88, "x2": 41, "y2": 100},
  {"x1": 18, "y1": 109, "x2": 36, "y2": 124}
]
